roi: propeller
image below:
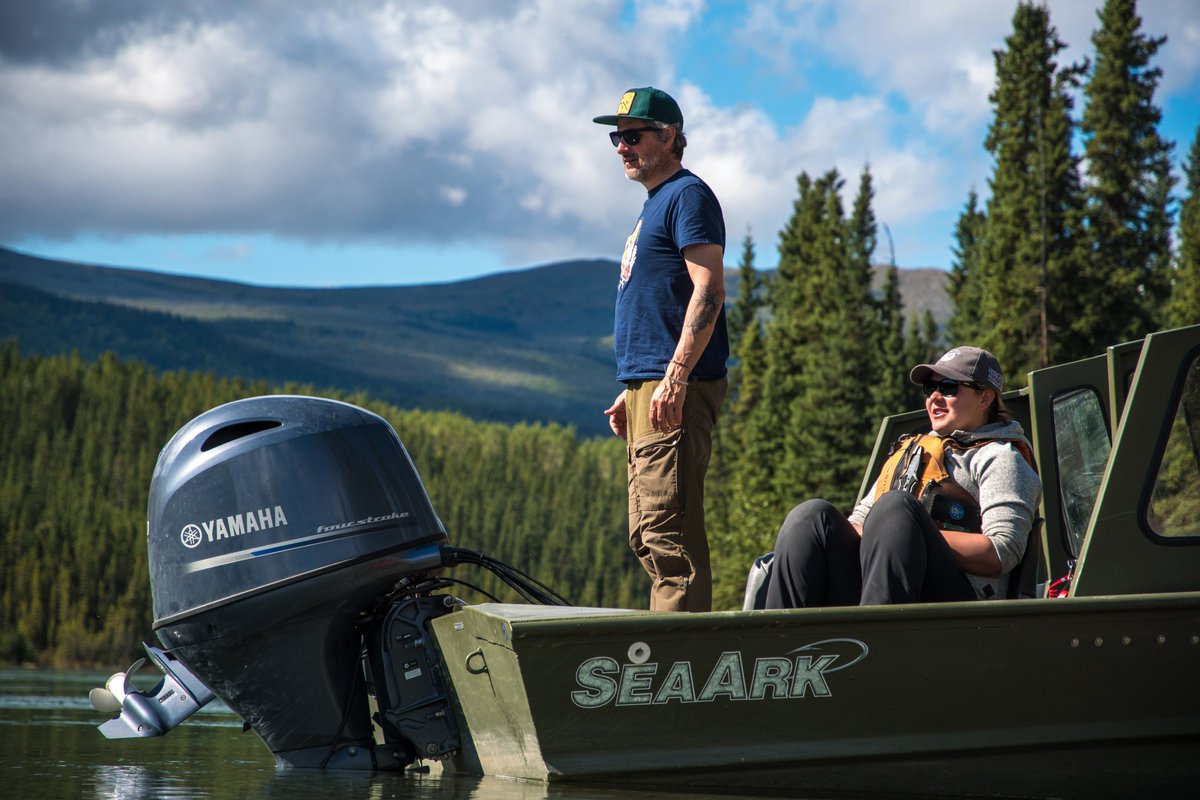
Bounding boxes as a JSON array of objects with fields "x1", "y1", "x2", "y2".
[
  {"x1": 89, "y1": 657, "x2": 146, "y2": 713},
  {"x1": 88, "y1": 687, "x2": 121, "y2": 713},
  {"x1": 90, "y1": 643, "x2": 215, "y2": 738}
]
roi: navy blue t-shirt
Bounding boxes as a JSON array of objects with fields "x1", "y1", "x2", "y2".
[{"x1": 614, "y1": 169, "x2": 729, "y2": 383}]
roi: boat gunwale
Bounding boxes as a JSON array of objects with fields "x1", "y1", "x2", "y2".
[{"x1": 454, "y1": 592, "x2": 1200, "y2": 638}]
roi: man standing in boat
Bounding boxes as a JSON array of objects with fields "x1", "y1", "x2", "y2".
[{"x1": 594, "y1": 87, "x2": 729, "y2": 613}]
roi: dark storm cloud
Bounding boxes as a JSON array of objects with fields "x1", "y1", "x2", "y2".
[
  {"x1": 2, "y1": 0, "x2": 1197, "y2": 276},
  {"x1": 0, "y1": 0, "x2": 199, "y2": 64},
  {"x1": 0, "y1": 1, "x2": 650, "y2": 264}
]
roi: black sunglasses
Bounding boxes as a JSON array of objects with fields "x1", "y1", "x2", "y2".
[
  {"x1": 609, "y1": 126, "x2": 661, "y2": 147},
  {"x1": 922, "y1": 379, "x2": 984, "y2": 398}
]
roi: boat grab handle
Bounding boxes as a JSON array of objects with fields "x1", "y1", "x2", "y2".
[{"x1": 465, "y1": 648, "x2": 488, "y2": 674}]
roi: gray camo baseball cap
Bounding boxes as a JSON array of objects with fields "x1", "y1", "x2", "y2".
[{"x1": 909, "y1": 346, "x2": 1005, "y2": 393}]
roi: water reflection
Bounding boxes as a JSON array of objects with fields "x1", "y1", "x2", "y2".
[
  {"x1": 89, "y1": 764, "x2": 197, "y2": 800},
  {"x1": 2, "y1": 669, "x2": 765, "y2": 800},
  {"x1": 78, "y1": 757, "x2": 715, "y2": 800}
]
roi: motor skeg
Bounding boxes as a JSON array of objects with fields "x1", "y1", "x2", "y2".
[{"x1": 145, "y1": 395, "x2": 449, "y2": 767}]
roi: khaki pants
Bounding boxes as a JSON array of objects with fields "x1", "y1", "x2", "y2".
[{"x1": 625, "y1": 377, "x2": 726, "y2": 612}]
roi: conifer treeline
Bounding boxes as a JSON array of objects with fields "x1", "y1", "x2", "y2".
[
  {"x1": 948, "y1": 0, "x2": 1199, "y2": 371},
  {"x1": 704, "y1": 0, "x2": 1200, "y2": 607},
  {"x1": 0, "y1": 344, "x2": 637, "y2": 666}
]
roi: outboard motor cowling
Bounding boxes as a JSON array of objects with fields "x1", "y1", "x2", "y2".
[{"x1": 140, "y1": 396, "x2": 448, "y2": 767}]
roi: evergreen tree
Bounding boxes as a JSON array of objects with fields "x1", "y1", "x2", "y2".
[
  {"x1": 1144, "y1": 142, "x2": 1176, "y2": 282},
  {"x1": 902, "y1": 311, "x2": 941, "y2": 411},
  {"x1": 1166, "y1": 127, "x2": 1200, "y2": 328},
  {"x1": 847, "y1": 168, "x2": 901, "y2": 427},
  {"x1": 978, "y1": 1, "x2": 1086, "y2": 380},
  {"x1": 946, "y1": 190, "x2": 988, "y2": 346},
  {"x1": 719, "y1": 168, "x2": 890, "y2": 602},
  {"x1": 764, "y1": 170, "x2": 876, "y2": 509},
  {"x1": 723, "y1": 174, "x2": 822, "y2": 564},
  {"x1": 849, "y1": 166, "x2": 897, "y2": 412},
  {"x1": 872, "y1": 263, "x2": 907, "y2": 421},
  {"x1": 726, "y1": 232, "x2": 762, "y2": 360},
  {"x1": 866, "y1": 211, "x2": 907, "y2": 423},
  {"x1": 1080, "y1": 0, "x2": 1174, "y2": 344},
  {"x1": 731, "y1": 321, "x2": 769, "y2": 436},
  {"x1": 848, "y1": 166, "x2": 878, "y2": 285},
  {"x1": 706, "y1": 230, "x2": 763, "y2": 597},
  {"x1": 711, "y1": 317, "x2": 771, "y2": 609}
]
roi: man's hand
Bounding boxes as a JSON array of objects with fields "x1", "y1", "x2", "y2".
[
  {"x1": 604, "y1": 392, "x2": 628, "y2": 439},
  {"x1": 650, "y1": 377, "x2": 686, "y2": 432}
]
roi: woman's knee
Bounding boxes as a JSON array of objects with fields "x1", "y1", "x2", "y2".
[
  {"x1": 862, "y1": 491, "x2": 925, "y2": 545},
  {"x1": 873, "y1": 490, "x2": 922, "y2": 514},
  {"x1": 776, "y1": 499, "x2": 838, "y2": 542},
  {"x1": 784, "y1": 498, "x2": 839, "y2": 526},
  {"x1": 868, "y1": 491, "x2": 924, "y2": 524}
]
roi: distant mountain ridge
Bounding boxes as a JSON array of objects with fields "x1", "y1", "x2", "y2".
[{"x1": 0, "y1": 246, "x2": 949, "y2": 435}]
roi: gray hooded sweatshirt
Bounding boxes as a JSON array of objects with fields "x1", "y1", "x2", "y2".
[{"x1": 847, "y1": 420, "x2": 1043, "y2": 600}]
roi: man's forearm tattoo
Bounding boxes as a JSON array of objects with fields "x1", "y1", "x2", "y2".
[{"x1": 686, "y1": 285, "x2": 722, "y2": 337}]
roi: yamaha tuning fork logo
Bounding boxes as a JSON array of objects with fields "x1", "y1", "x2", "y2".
[
  {"x1": 179, "y1": 505, "x2": 289, "y2": 548},
  {"x1": 180, "y1": 524, "x2": 203, "y2": 548}
]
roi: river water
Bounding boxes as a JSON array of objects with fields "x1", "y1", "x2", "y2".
[{"x1": 0, "y1": 668, "x2": 783, "y2": 800}]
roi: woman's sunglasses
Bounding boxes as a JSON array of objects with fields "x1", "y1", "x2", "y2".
[
  {"x1": 609, "y1": 126, "x2": 661, "y2": 147},
  {"x1": 922, "y1": 379, "x2": 984, "y2": 398}
]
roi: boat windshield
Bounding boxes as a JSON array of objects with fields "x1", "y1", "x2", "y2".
[
  {"x1": 1051, "y1": 387, "x2": 1111, "y2": 557},
  {"x1": 1147, "y1": 352, "x2": 1200, "y2": 539}
]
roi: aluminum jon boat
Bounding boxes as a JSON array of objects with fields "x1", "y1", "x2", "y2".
[{"x1": 91, "y1": 324, "x2": 1200, "y2": 799}]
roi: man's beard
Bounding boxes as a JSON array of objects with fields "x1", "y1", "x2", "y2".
[{"x1": 625, "y1": 147, "x2": 668, "y2": 183}]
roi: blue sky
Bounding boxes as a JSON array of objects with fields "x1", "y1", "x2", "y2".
[{"x1": 3, "y1": 0, "x2": 1198, "y2": 288}]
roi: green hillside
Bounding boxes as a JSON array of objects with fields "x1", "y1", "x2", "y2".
[
  {"x1": 0, "y1": 247, "x2": 621, "y2": 434},
  {"x1": 1, "y1": 246, "x2": 949, "y2": 435}
]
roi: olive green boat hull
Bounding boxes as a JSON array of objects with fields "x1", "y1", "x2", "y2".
[
  {"x1": 431, "y1": 596, "x2": 1200, "y2": 798},
  {"x1": 426, "y1": 324, "x2": 1200, "y2": 797}
]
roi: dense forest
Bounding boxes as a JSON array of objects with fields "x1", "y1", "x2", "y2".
[
  {"x1": 695, "y1": 0, "x2": 1200, "y2": 608},
  {"x1": 0, "y1": 344, "x2": 638, "y2": 666},
  {"x1": 3, "y1": 0, "x2": 1200, "y2": 664}
]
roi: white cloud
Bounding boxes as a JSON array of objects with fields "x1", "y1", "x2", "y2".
[
  {"x1": 634, "y1": 0, "x2": 706, "y2": 31},
  {"x1": 0, "y1": 0, "x2": 1196, "y2": 277},
  {"x1": 1, "y1": 1, "x2": 639, "y2": 250},
  {"x1": 439, "y1": 186, "x2": 468, "y2": 207}
]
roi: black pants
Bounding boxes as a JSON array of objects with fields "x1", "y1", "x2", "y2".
[{"x1": 764, "y1": 491, "x2": 977, "y2": 608}]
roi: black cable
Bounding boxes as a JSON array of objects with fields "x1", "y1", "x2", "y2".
[
  {"x1": 477, "y1": 554, "x2": 570, "y2": 605},
  {"x1": 473, "y1": 560, "x2": 543, "y2": 603},
  {"x1": 438, "y1": 576, "x2": 503, "y2": 603},
  {"x1": 440, "y1": 545, "x2": 572, "y2": 606}
]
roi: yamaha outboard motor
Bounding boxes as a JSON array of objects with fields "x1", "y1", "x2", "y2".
[{"x1": 95, "y1": 396, "x2": 454, "y2": 769}]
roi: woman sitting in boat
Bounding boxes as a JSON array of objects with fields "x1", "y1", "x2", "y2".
[{"x1": 764, "y1": 346, "x2": 1042, "y2": 608}]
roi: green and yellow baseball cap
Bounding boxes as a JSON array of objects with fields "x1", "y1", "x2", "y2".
[{"x1": 593, "y1": 87, "x2": 683, "y2": 126}]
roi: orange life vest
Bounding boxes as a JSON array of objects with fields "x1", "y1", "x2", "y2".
[{"x1": 873, "y1": 433, "x2": 1036, "y2": 532}]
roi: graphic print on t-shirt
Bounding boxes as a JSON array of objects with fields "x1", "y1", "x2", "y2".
[{"x1": 619, "y1": 219, "x2": 641, "y2": 290}]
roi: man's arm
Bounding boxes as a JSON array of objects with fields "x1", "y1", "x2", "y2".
[{"x1": 649, "y1": 242, "x2": 725, "y2": 432}]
